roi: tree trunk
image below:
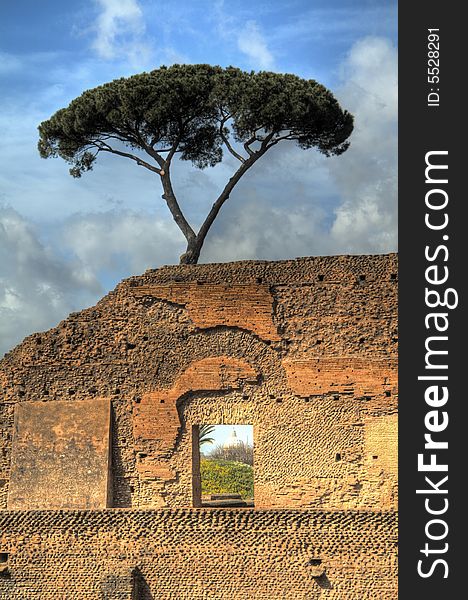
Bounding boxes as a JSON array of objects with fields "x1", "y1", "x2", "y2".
[
  {"x1": 174, "y1": 153, "x2": 264, "y2": 265},
  {"x1": 179, "y1": 237, "x2": 203, "y2": 264}
]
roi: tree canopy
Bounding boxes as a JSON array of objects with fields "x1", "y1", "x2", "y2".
[{"x1": 38, "y1": 64, "x2": 354, "y2": 263}]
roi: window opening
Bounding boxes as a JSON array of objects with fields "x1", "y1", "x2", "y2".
[
  {"x1": 193, "y1": 424, "x2": 254, "y2": 508},
  {"x1": 0, "y1": 553, "x2": 9, "y2": 576}
]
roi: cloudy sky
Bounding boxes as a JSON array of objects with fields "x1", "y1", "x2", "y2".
[{"x1": 0, "y1": 0, "x2": 397, "y2": 356}]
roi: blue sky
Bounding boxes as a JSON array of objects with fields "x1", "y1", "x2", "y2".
[
  {"x1": 0, "y1": 0, "x2": 397, "y2": 356},
  {"x1": 201, "y1": 425, "x2": 253, "y2": 455}
]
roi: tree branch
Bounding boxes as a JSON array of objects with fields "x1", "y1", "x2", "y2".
[
  {"x1": 157, "y1": 147, "x2": 180, "y2": 153},
  {"x1": 93, "y1": 142, "x2": 163, "y2": 174},
  {"x1": 243, "y1": 127, "x2": 267, "y2": 156},
  {"x1": 160, "y1": 167, "x2": 196, "y2": 242},
  {"x1": 243, "y1": 140, "x2": 255, "y2": 156},
  {"x1": 196, "y1": 151, "x2": 264, "y2": 245},
  {"x1": 265, "y1": 132, "x2": 296, "y2": 148},
  {"x1": 95, "y1": 140, "x2": 195, "y2": 243},
  {"x1": 100, "y1": 132, "x2": 193, "y2": 241},
  {"x1": 163, "y1": 135, "x2": 182, "y2": 167},
  {"x1": 260, "y1": 131, "x2": 276, "y2": 150},
  {"x1": 219, "y1": 119, "x2": 245, "y2": 163},
  {"x1": 107, "y1": 124, "x2": 140, "y2": 147}
]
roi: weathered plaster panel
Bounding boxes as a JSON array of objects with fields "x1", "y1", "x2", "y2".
[{"x1": 7, "y1": 399, "x2": 111, "y2": 510}]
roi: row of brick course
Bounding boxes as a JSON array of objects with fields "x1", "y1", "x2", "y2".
[{"x1": 0, "y1": 509, "x2": 397, "y2": 600}]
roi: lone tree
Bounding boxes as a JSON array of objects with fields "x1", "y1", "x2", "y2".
[{"x1": 38, "y1": 64, "x2": 353, "y2": 264}]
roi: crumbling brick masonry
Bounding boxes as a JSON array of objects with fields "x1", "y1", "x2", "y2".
[{"x1": 0, "y1": 254, "x2": 398, "y2": 598}]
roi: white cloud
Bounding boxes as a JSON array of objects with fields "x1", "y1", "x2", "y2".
[
  {"x1": 0, "y1": 206, "x2": 101, "y2": 357},
  {"x1": 59, "y1": 210, "x2": 185, "y2": 273},
  {"x1": 212, "y1": 2, "x2": 275, "y2": 70},
  {"x1": 329, "y1": 36, "x2": 398, "y2": 253},
  {"x1": 199, "y1": 36, "x2": 397, "y2": 260},
  {"x1": 0, "y1": 205, "x2": 187, "y2": 357},
  {"x1": 271, "y1": 5, "x2": 397, "y2": 46},
  {"x1": 201, "y1": 192, "x2": 330, "y2": 263},
  {"x1": 91, "y1": 0, "x2": 152, "y2": 66},
  {"x1": 237, "y1": 20, "x2": 274, "y2": 70}
]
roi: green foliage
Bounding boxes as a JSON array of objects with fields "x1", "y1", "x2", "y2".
[
  {"x1": 200, "y1": 458, "x2": 254, "y2": 499},
  {"x1": 37, "y1": 64, "x2": 354, "y2": 264},
  {"x1": 198, "y1": 424, "x2": 215, "y2": 447},
  {"x1": 38, "y1": 64, "x2": 353, "y2": 177}
]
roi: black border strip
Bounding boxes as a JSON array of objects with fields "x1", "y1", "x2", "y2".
[{"x1": 399, "y1": 3, "x2": 464, "y2": 596}]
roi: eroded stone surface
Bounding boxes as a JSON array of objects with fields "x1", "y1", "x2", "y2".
[
  {"x1": 283, "y1": 357, "x2": 397, "y2": 399},
  {"x1": 0, "y1": 254, "x2": 398, "y2": 598},
  {"x1": 0, "y1": 509, "x2": 398, "y2": 600},
  {"x1": 132, "y1": 283, "x2": 281, "y2": 341},
  {"x1": 7, "y1": 399, "x2": 111, "y2": 510},
  {"x1": 0, "y1": 254, "x2": 398, "y2": 511}
]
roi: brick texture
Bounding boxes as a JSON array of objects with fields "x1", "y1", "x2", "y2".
[
  {"x1": 0, "y1": 509, "x2": 397, "y2": 600},
  {"x1": 0, "y1": 254, "x2": 398, "y2": 598}
]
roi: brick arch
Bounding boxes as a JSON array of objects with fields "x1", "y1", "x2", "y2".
[
  {"x1": 134, "y1": 356, "x2": 257, "y2": 450},
  {"x1": 155, "y1": 325, "x2": 289, "y2": 392},
  {"x1": 131, "y1": 316, "x2": 295, "y2": 489}
]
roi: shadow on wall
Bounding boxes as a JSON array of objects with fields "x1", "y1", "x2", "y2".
[
  {"x1": 316, "y1": 573, "x2": 333, "y2": 590},
  {"x1": 111, "y1": 405, "x2": 134, "y2": 508},
  {"x1": 99, "y1": 568, "x2": 153, "y2": 599},
  {"x1": 133, "y1": 567, "x2": 153, "y2": 600}
]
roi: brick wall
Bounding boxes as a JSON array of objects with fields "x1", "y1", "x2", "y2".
[
  {"x1": 0, "y1": 254, "x2": 398, "y2": 598},
  {"x1": 0, "y1": 254, "x2": 397, "y2": 511},
  {"x1": 0, "y1": 509, "x2": 397, "y2": 600}
]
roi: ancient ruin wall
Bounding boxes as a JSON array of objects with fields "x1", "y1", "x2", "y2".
[
  {"x1": 0, "y1": 254, "x2": 398, "y2": 511},
  {"x1": 0, "y1": 509, "x2": 398, "y2": 600},
  {"x1": 7, "y1": 399, "x2": 112, "y2": 510}
]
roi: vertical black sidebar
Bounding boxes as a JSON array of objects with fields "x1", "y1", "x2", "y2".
[{"x1": 399, "y1": 3, "x2": 465, "y2": 598}]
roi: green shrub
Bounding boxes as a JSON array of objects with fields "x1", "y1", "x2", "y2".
[{"x1": 200, "y1": 459, "x2": 254, "y2": 499}]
